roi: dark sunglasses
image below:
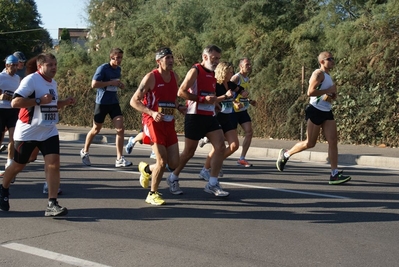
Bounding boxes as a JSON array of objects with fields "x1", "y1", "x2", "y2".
[{"x1": 324, "y1": 57, "x2": 334, "y2": 62}]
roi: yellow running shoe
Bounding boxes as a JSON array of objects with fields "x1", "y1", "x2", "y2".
[
  {"x1": 145, "y1": 191, "x2": 165, "y2": 205},
  {"x1": 138, "y1": 162, "x2": 151, "y2": 188}
]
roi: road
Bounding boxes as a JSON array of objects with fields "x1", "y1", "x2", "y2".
[{"x1": 0, "y1": 140, "x2": 398, "y2": 267}]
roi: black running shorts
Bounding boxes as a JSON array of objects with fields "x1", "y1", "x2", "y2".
[
  {"x1": 94, "y1": 103, "x2": 122, "y2": 123},
  {"x1": 184, "y1": 114, "x2": 221, "y2": 141},
  {"x1": 13, "y1": 135, "x2": 60, "y2": 164},
  {"x1": 305, "y1": 104, "x2": 334, "y2": 126}
]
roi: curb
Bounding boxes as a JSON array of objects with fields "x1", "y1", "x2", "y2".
[{"x1": 57, "y1": 131, "x2": 399, "y2": 170}]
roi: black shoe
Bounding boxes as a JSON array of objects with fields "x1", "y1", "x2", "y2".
[
  {"x1": 0, "y1": 186, "x2": 10, "y2": 211},
  {"x1": 276, "y1": 149, "x2": 289, "y2": 171},
  {"x1": 329, "y1": 171, "x2": 351, "y2": 185},
  {"x1": 45, "y1": 201, "x2": 68, "y2": 217}
]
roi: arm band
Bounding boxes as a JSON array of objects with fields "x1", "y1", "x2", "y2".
[{"x1": 236, "y1": 85, "x2": 245, "y2": 95}]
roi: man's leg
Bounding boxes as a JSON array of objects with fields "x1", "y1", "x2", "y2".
[
  {"x1": 322, "y1": 120, "x2": 338, "y2": 170},
  {"x1": 172, "y1": 138, "x2": 198, "y2": 177},
  {"x1": 83, "y1": 120, "x2": 103, "y2": 153},
  {"x1": 239, "y1": 121, "x2": 253, "y2": 159},
  {"x1": 44, "y1": 154, "x2": 61, "y2": 199},
  {"x1": 289, "y1": 120, "x2": 320, "y2": 156},
  {"x1": 113, "y1": 115, "x2": 124, "y2": 160},
  {"x1": 207, "y1": 129, "x2": 225, "y2": 178},
  {"x1": 276, "y1": 119, "x2": 321, "y2": 172},
  {"x1": 6, "y1": 127, "x2": 15, "y2": 166}
]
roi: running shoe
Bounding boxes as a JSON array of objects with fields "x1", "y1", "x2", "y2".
[
  {"x1": 149, "y1": 151, "x2": 156, "y2": 159},
  {"x1": 237, "y1": 159, "x2": 253, "y2": 167},
  {"x1": 138, "y1": 162, "x2": 151, "y2": 188},
  {"x1": 44, "y1": 201, "x2": 68, "y2": 216},
  {"x1": 199, "y1": 168, "x2": 210, "y2": 181},
  {"x1": 80, "y1": 149, "x2": 91, "y2": 166},
  {"x1": 276, "y1": 149, "x2": 288, "y2": 171},
  {"x1": 204, "y1": 182, "x2": 229, "y2": 197},
  {"x1": 115, "y1": 156, "x2": 132, "y2": 167},
  {"x1": 42, "y1": 182, "x2": 63, "y2": 195},
  {"x1": 198, "y1": 137, "x2": 209, "y2": 148},
  {"x1": 145, "y1": 191, "x2": 165, "y2": 205},
  {"x1": 0, "y1": 186, "x2": 10, "y2": 211},
  {"x1": 329, "y1": 171, "x2": 351, "y2": 185},
  {"x1": 166, "y1": 178, "x2": 183, "y2": 195},
  {"x1": 125, "y1": 136, "x2": 136, "y2": 154},
  {"x1": 0, "y1": 144, "x2": 7, "y2": 153}
]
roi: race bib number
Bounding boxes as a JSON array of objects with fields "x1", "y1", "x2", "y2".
[
  {"x1": 106, "y1": 79, "x2": 119, "y2": 92},
  {"x1": 39, "y1": 105, "x2": 59, "y2": 125},
  {"x1": 234, "y1": 95, "x2": 249, "y2": 112},
  {"x1": 220, "y1": 99, "x2": 233, "y2": 114},
  {"x1": 0, "y1": 90, "x2": 13, "y2": 101},
  {"x1": 198, "y1": 90, "x2": 215, "y2": 112},
  {"x1": 158, "y1": 101, "x2": 176, "y2": 122}
]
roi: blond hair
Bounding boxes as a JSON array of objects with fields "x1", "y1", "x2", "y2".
[{"x1": 215, "y1": 61, "x2": 233, "y2": 84}]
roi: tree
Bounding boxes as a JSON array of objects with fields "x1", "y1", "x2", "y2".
[
  {"x1": 0, "y1": 0, "x2": 52, "y2": 60},
  {"x1": 60, "y1": 28, "x2": 71, "y2": 43}
]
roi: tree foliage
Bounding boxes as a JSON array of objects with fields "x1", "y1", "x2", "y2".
[
  {"x1": 55, "y1": 0, "x2": 399, "y2": 146},
  {"x1": 0, "y1": 0, "x2": 52, "y2": 60}
]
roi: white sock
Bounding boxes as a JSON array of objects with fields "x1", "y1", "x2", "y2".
[
  {"x1": 202, "y1": 167, "x2": 210, "y2": 172},
  {"x1": 6, "y1": 159, "x2": 13, "y2": 165},
  {"x1": 169, "y1": 172, "x2": 178, "y2": 182},
  {"x1": 283, "y1": 152, "x2": 290, "y2": 158},
  {"x1": 331, "y1": 169, "x2": 339, "y2": 176},
  {"x1": 209, "y1": 177, "x2": 218, "y2": 186}
]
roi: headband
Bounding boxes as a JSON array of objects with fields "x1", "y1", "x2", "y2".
[{"x1": 155, "y1": 48, "x2": 173, "y2": 60}]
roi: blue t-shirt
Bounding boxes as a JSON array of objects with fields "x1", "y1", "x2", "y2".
[{"x1": 93, "y1": 63, "x2": 121, "y2": 104}]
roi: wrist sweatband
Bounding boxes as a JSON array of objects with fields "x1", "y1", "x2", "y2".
[{"x1": 197, "y1": 96, "x2": 205, "y2": 103}]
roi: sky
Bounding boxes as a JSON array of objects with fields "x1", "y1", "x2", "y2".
[{"x1": 35, "y1": 0, "x2": 89, "y2": 40}]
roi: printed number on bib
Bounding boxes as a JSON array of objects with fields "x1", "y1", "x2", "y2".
[
  {"x1": 39, "y1": 105, "x2": 59, "y2": 125},
  {"x1": 158, "y1": 101, "x2": 176, "y2": 122},
  {"x1": 198, "y1": 90, "x2": 214, "y2": 112}
]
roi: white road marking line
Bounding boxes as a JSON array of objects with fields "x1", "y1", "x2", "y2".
[
  {"x1": 86, "y1": 166, "x2": 350, "y2": 199},
  {"x1": 220, "y1": 182, "x2": 350, "y2": 199},
  {"x1": 2, "y1": 243, "x2": 111, "y2": 267}
]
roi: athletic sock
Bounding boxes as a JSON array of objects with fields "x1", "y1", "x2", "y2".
[
  {"x1": 144, "y1": 165, "x2": 152, "y2": 174},
  {"x1": 209, "y1": 177, "x2": 218, "y2": 186}
]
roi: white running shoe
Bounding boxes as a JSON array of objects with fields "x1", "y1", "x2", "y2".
[
  {"x1": 198, "y1": 137, "x2": 209, "y2": 148},
  {"x1": 204, "y1": 182, "x2": 229, "y2": 197},
  {"x1": 80, "y1": 149, "x2": 91, "y2": 166},
  {"x1": 149, "y1": 151, "x2": 156, "y2": 159},
  {"x1": 199, "y1": 169, "x2": 210, "y2": 181},
  {"x1": 167, "y1": 177, "x2": 183, "y2": 195},
  {"x1": 115, "y1": 156, "x2": 132, "y2": 167},
  {"x1": 125, "y1": 136, "x2": 136, "y2": 154}
]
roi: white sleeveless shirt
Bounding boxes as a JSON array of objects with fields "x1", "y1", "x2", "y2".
[{"x1": 309, "y1": 71, "x2": 333, "y2": 112}]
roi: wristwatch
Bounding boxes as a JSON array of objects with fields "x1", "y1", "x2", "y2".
[{"x1": 35, "y1": 98, "x2": 41, "y2": 105}]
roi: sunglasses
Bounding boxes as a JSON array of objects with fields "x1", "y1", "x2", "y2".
[{"x1": 324, "y1": 57, "x2": 334, "y2": 62}]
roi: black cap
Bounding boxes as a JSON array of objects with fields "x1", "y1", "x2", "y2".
[{"x1": 13, "y1": 51, "x2": 26, "y2": 62}]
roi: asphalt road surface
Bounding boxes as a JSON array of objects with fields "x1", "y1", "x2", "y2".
[{"x1": 0, "y1": 141, "x2": 398, "y2": 267}]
